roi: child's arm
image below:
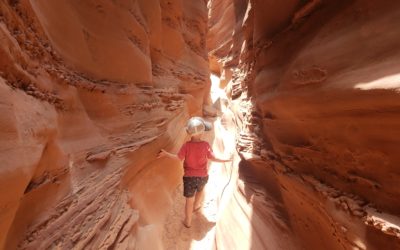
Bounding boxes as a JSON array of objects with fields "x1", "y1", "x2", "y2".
[
  {"x1": 207, "y1": 143, "x2": 233, "y2": 163},
  {"x1": 157, "y1": 149, "x2": 181, "y2": 160},
  {"x1": 209, "y1": 154, "x2": 233, "y2": 163}
]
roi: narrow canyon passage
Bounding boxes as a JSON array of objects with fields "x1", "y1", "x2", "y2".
[
  {"x1": 160, "y1": 75, "x2": 238, "y2": 250},
  {"x1": 1, "y1": 1, "x2": 400, "y2": 250}
]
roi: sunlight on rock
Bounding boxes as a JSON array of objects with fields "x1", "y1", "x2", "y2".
[
  {"x1": 210, "y1": 74, "x2": 224, "y2": 103},
  {"x1": 355, "y1": 73, "x2": 400, "y2": 91}
]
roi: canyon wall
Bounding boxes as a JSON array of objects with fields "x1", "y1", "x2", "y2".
[
  {"x1": 208, "y1": 0, "x2": 400, "y2": 249},
  {"x1": 0, "y1": 0, "x2": 210, "y2": 249},
  {"x1": 2, "y1": 0, "x2": 400, "y2": 249}
]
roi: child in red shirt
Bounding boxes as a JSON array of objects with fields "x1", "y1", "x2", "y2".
[{"x1": 158, "y1": 117, "x2": 232, "y2": 228}]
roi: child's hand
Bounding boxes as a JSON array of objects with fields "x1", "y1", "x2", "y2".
[{"x1": 157, "y1": 149, "x2": 168, "y2": 158}]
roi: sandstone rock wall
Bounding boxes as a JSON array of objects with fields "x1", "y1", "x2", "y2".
[
  {"x1": 208, "y1": 0, "x2": 400, "y2": 249},
  {"x1": 0, "y1": 0, "x2": 209, "y2": 249},
  {"x1": 2, "y1": 0, "x2": 400, "y2": 249}
]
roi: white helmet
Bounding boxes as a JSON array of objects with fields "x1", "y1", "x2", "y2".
[{"x1": 186, "y1": 117, "x2": 212, "y2": 135}]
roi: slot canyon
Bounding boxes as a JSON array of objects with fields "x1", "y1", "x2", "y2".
[{"x1": 1, "y1": 0, "x2": 400, "y2": 249}]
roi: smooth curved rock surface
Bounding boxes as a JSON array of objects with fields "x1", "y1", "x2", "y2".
[
  {"x1": 208, "y1": 0, "x2": 400, "y2": 249},
  {"x1": 1, "y1": 0, "x2": 400, "y2": 249},
  {"x1": 0, "y1": 0, "x2": 209, "y2": 249}
]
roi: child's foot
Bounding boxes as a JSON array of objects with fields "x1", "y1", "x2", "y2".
[{"x1": 182, "y1": 220, "x2": 191, "y2": 228}]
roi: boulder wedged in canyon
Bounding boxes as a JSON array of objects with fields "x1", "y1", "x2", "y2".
[
  {"x1": 0, "y1": 0, "x2": 210, "y2": 249},
  {"x1": 208, "y1": 0, "x2": 400, "y2": 249}
]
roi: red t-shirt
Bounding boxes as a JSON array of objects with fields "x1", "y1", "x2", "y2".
[{"x1": 177, "y1": 141, "x2": 215, "y2": 177}]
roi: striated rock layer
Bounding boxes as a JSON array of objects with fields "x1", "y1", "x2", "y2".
[
  {"x1": 2, "y1": 0, "x2": 400, "y2": 249},
  {"x1": 0, "y1": 0, "x2": 210, "y2": 249},
  {"x1": 208, "y1": 0, "x2": 400, "y2": 249}
]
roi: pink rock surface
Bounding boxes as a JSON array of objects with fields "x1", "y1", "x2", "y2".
[
  {"x1": 0, "y1": 0, "x2": 209, "y2": 249},
  {"x1": 208, "y1": 0, "x2": 400, "y2": 249},
  {"x1": 1, "y1": 0, "x2": 400, "y2": 249}
]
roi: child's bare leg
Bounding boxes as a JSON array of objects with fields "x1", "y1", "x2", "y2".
[
  {"x1": 193, "y1": 189, "x2": 205, "y2": 211},
  {"x1": 184, "y1": 197, "x2": 195, "y2": 227}
]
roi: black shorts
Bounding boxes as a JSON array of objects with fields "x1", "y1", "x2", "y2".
[{"x1": 183, "y1": 176, "x2": 209, "y2": 198}]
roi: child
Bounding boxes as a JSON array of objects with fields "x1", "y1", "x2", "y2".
[{"x1": 158, "y1": 116, "x2": 232, "y2": 228}]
